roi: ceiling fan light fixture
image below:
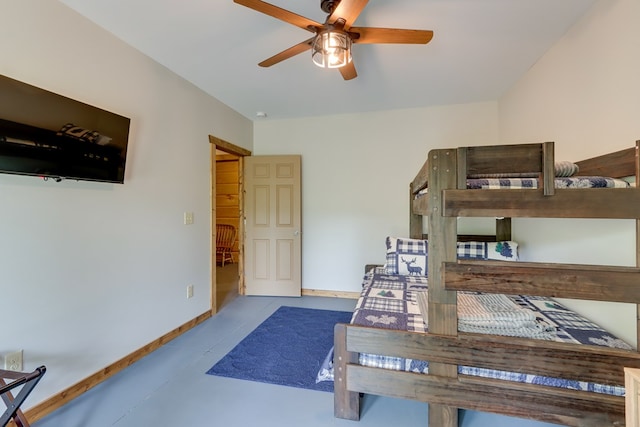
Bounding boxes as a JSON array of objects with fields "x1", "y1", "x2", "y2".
[{"x1": 311, "y1": 28, "x2": 352, "y2": 69}]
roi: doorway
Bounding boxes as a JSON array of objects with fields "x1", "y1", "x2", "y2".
[{"x1": 209, "y1": 135, "x2": 251, "y2": 314}]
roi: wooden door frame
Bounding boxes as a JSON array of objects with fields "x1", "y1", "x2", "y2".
[{"x1": 209, "y1": 135, "x2": 251, "y2": 314}]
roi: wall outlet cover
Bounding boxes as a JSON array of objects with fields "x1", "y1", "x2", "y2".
[{"x1": 4, "y1": 350, "x2": 23, "y2": 371}]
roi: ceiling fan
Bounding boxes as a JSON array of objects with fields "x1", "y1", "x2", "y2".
[{"x1": 233, "y1": 0, "x2": 434, "y2": 80}]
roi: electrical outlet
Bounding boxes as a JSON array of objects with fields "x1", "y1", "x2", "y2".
[
  {"x1": 4, "y1": 350, "x2": 23, "y2": 371},
  {"x1": 187, "y1": 285, "x2": 194, "y2": 299}
]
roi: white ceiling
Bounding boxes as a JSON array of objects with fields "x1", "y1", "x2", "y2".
[{"x1": 58, "y1": 0, "x2": 598, "y2": 121}]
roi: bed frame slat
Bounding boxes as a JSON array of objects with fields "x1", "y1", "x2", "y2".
[
  {"x1": 443, "y1": 187, "x2": 640, "y2": 218},
  {"x1": 345, "y1": 365, "x2": 624, "y2": 427},
  {"x1": 463, "y1": 143, "x2": 544, "y2": 176},
  {"x1": 575, "y1": 144, "x2": 638, "y2": 178},
  {"x1": 411, "y1": 155, "x2": 431, "y2": 195},
  {"x1": 343, "y1": 325, "x2": 640, "y2": 385},
  {"x1": 445, "y1": 260, "x2": 640, "y2": 303}
]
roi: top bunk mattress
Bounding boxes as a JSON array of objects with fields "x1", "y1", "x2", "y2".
[
  {"x1": 417, "y1": 176, "x2": 630, "y2": 196},
  {"x1": 467, "y1": 176, "x2": 630, "y2": 190}
]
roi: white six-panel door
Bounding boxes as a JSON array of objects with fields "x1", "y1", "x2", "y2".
[{"x1": 244, "y1": 155, "x2": 301, "y2": 296}]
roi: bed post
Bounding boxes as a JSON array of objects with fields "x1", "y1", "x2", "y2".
[
  {"x1": 410, "y1": 183, "x2": 423, "y2": 239},
  {"x1": 496, "y1": 217, "x2": 511, "y2": 241},
  {"x1": 427, "y1": 148, "x2": 459, "y2": 427},
  {"x1": 334, "y1": 323, "x2": 360, "y2": 420}
]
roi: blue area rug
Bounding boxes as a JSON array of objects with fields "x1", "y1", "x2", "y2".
[{"x1": 206, "y1": 306, "x2": 352, "y2": 392}]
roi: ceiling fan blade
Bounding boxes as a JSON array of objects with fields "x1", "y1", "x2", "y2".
[
  {"x1": 339, "y1": 61, "x2": 357, "y2": 80},
  {"x1": 234, "y1": 0, "x2": 322, "y2": 32},
  {"x1": 350, "y1": 27, "x2": 434, "y2": 44},
  {"x1": 258, "y1": 38, "x2": 314, "y2": 67},
  {"x1": 327, "y1": 0, "x2": 369, "y2": 29}
]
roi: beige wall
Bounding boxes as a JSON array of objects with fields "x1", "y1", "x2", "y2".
[
  {"x1": 254, "y1": 102, "x2": 500, "y2": 294},
  {"x1": 0, "y1": 0, "x2": 252, "y2": 407},
  {"x1": 499, "y1": 0, "x2": 639, "y2": 157}
]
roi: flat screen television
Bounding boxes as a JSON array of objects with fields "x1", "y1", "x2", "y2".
[{"x1": 0, "y1": 74, "x2": 130, "y2": 184}]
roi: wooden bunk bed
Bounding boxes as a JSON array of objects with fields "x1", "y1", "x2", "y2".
[{"x1": 333, "y1": 141, "x2": 640, "y2": 426}]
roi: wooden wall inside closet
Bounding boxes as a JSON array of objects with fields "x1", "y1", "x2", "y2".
[{"x1": 215, "y1": 154, "x2": 240, "y2": 263}]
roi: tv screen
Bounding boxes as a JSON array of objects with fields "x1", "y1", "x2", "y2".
[{"x1": 0, "y1": 74, "x2": 130, "y2": 184}]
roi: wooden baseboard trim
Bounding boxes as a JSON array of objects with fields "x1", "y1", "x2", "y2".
[
  {"x1": 24, "y1": 310, "x2": 213, "y2": 423},
  {"x1": 302, "y1": 289, "x2": 360, "y2": 299}
]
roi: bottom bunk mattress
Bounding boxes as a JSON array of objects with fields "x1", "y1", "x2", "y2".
[{"x1": 317, "y1": 267, "x2": 632, "y2": 396}]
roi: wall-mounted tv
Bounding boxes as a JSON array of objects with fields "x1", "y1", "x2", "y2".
[{"x1": 0, "y1": 74, "x2": 130, "y2": 184}]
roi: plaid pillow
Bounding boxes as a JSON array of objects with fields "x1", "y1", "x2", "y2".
[
  {"x1": 456, "y1": 241, "x2": 485, "y2": 259},
  {"x1": 456, "y1": 241, "x2": 519, "y2": 261},
  {"x1": 385, "y1": 237, "x2": 428, "y2": 276},
  {"x1": 385, "y1": 237, "x2": 519, "y2": 276},
  {"x1": 486, "y1": 241, "x2": 519, "y2": 261}
]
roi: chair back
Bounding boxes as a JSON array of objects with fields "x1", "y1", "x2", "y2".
[{"x1": 216, "y1": 224, "x2": 236, "y2": 249}]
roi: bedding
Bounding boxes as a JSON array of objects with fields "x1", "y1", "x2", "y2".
[
  {"x1": 418, "y1": 291, "x2": 556, "y2": 339},
  {"x1": 468, "y1": 161, "x2": 580, "y2": 179},
  {"x1": 318, "y1": 267, "x2": 632, "y2": 396},
  {"x1": 385, "y1": 237, "x2": 518, "y2": 276},
  {"x1": 416, "y1": 176, "x2": 630, "y2": 197},
  {"x1": 467, "y1": 176, "x2": 630, "y2": 190}
]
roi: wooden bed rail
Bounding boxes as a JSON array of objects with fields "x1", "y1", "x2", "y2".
[
  {"x1": 410, "y1": 142, "x2": 556, "y2": 199},
  {"x1": 410, "y1": 142, "x2": 555, "y2": 236},
  {"x1": 457, "y1": 142, "x2": 555, "y2": 196},
  {"x1": 442, "y1": 187, "x2": 640, "y2": 219},
  {"x1": 575, "y1": 141, "x2": 640, "y2": 178},
  {"x1": 334, "y1": 323, "x2": 635, "y2": 426},
  {"x1": 411, "y1": 141, "x2": 640, "y2": 221},
  {"x1": 339, "y1": 325, "x2": 640, "y2": 385},
  {"x1": 346, "y1": 365, "x2": 622, "y2": 427},
  {"x1": 444, "y1": 260, "x2": 640, "y2": 304}
]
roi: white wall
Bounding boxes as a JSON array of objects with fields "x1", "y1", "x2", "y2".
[
  {"x1": 254, "y1": 103, "x2": 499, "y2": 293},
  {"x1": 0, "y1": 0, "x2": 252, "y2": 407},
  {"x1": 498, "y1": 0, "x2": 640, "y2": 347}
]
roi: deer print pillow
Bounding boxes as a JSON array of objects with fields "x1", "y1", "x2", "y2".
[
  {"x1": 385, "y1": 237, "x2": 518, "y2": 276},
  {"x1": 385, "y1": 237, "x2": 428, "y2": 276}
]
